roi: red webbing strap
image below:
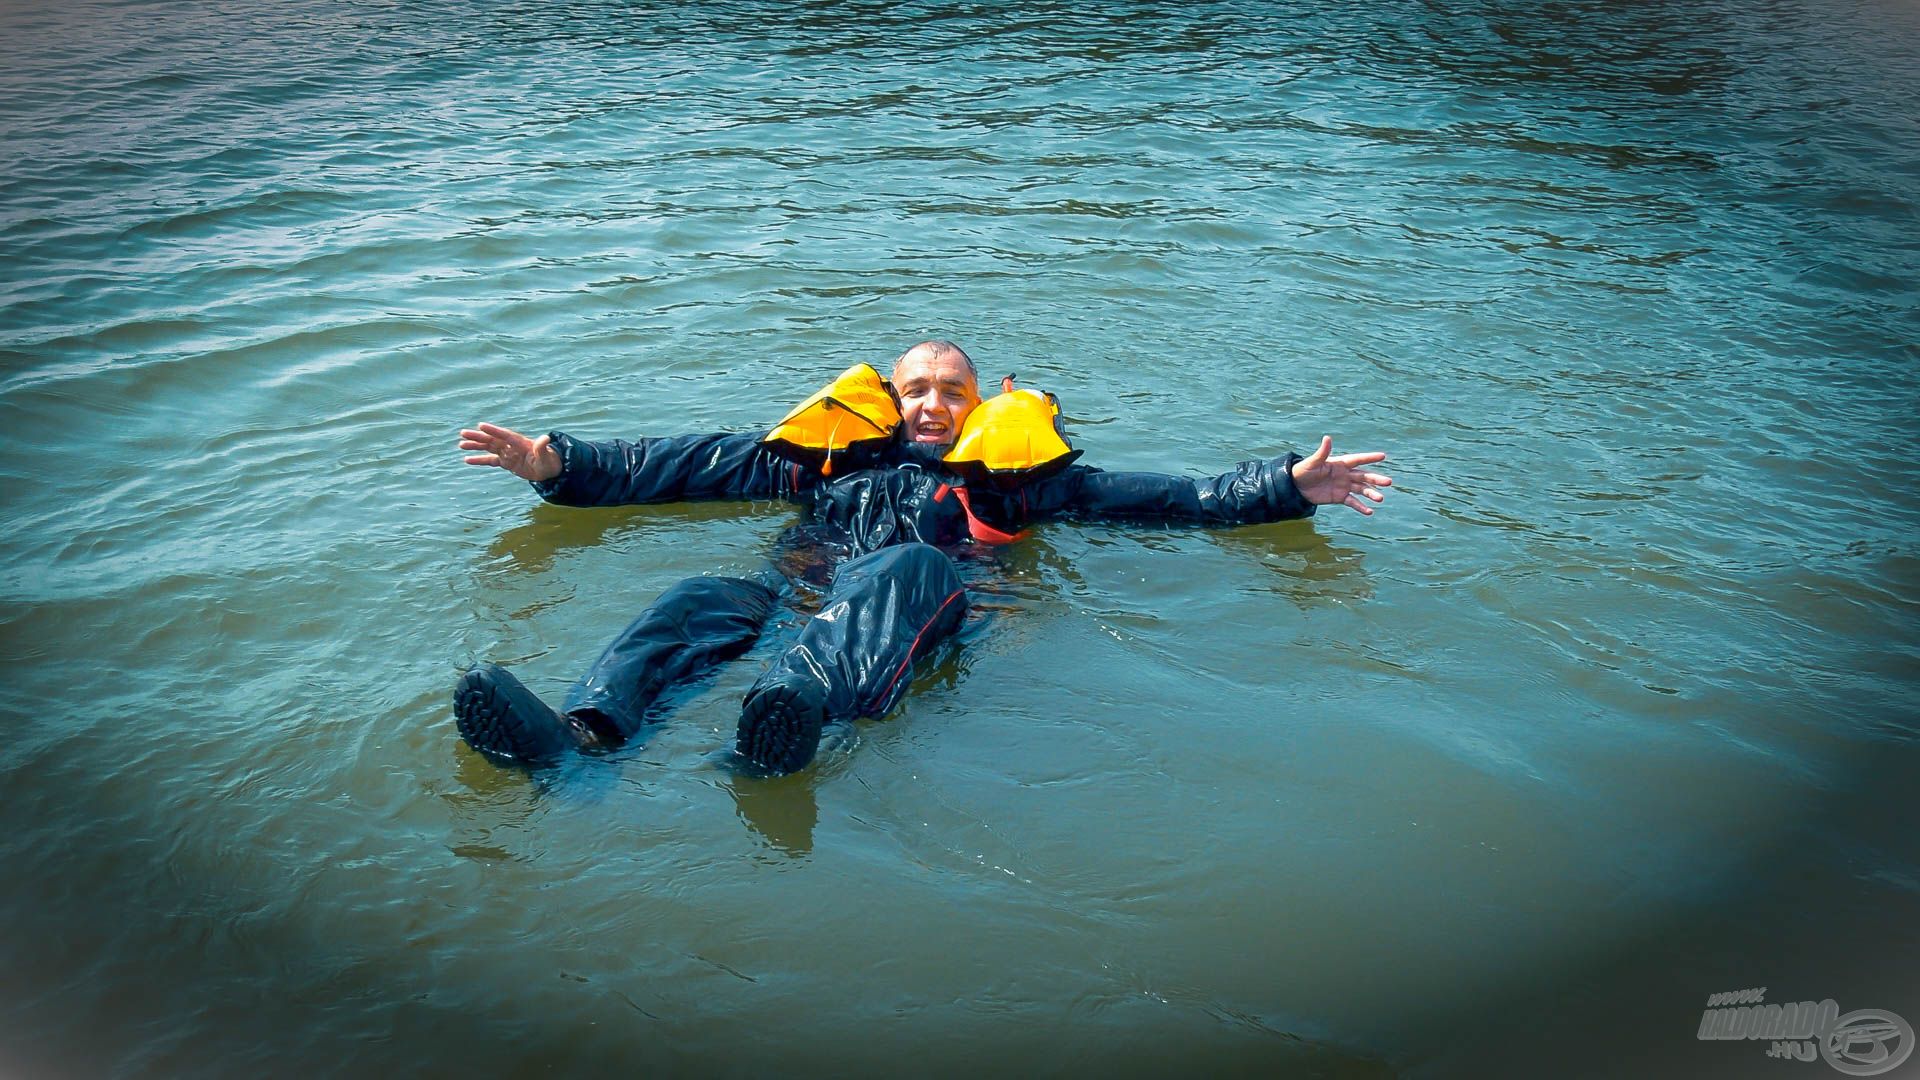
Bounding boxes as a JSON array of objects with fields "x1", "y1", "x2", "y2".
[{"x1": 951, "y1": 485, "x2": 1029, "y2": 545}]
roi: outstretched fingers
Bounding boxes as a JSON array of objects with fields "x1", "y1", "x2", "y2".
[
  {"x1": 459, "y1": 427, "x2": 512, "y2": 451},
  {"x1": 460, "y1": 423, "x2": 530, "y2": 468},
  {"x1": 1302, "y1": 435, "x2": 1333, "y2": 467},
  {"x1": 476, "y1": 421, "x2": 526, "y2": 443},
  {"x1": 1330, "y1": 450, "x2": 1388, "y2": 468},
  {"x1": 1292, "y1": 437, "x2": 1394, "y2": 514}
]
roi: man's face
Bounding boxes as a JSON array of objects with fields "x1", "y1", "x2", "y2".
[{"x1": 892, "y1": 350, "x2": 980, "y2": 448}]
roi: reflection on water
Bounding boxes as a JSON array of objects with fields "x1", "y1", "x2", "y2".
[
  {"x1": 726, "y1": 766, "x2": 823, "y2": 858},
  {"x1": 1216, "y1": 523, "x2": 1377, "y2": 607},
  {"x1": 486, "y1": 499, "x2": 795, "y2": 576}
]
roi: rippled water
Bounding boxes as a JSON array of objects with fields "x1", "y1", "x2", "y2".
[{"x1": 3, "y1": 1, "x2": 1917, "y2": 1076}]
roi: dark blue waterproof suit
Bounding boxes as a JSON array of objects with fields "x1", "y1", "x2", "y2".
[{"x1": 479, "y1": 428, "x2": 1316, "y2": 773}]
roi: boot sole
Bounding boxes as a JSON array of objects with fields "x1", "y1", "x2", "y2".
[
  {"x1": 454, "y1": 663, "x2": 575, "y2": 765},
  {"x1": 735, "y1": 680, "x2": 827, "y2": 776}
]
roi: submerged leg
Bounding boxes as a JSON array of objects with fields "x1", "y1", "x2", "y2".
[
  {"x1": 455, "y1": 573, "x2": 780, "y2": 766},
  {"x1": 735, "y1": 543, "x2": 969, "y2": 775},
  {"x1": 563, "y1": 574, "x2": 781, "y2": 740}
]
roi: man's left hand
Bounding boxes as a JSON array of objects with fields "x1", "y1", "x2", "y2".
[{"x1": 1291, "y1": 436, "x2": 1392, "y2": 516}]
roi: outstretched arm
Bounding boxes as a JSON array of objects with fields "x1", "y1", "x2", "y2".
[
  {"x1": 1289, "y1": 436, "x2": 1392, "y2": 516},
  {"x1": 998, "y1": 437, "x2": 1391, "y2": 528},
  {"x1": 457, "y1": 422, "x2": 812, "y2": 507},
  {"x1": 1011, "y1": 454, "x2": 1311, "y2": 527}
]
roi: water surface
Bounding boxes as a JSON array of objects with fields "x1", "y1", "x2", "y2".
[{"x1": 2, "y1": 1, "x2": 1917, "y2": 1076}]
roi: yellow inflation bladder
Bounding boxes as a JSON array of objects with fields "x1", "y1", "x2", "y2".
[
  {"x1": 943, "y1": 380, "x2": 1082, "y2": 491},
  {"x1": 762, "y1": 363, "x2": 902, "y2": 475}
]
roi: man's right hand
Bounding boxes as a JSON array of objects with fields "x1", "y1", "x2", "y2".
[{"x1": 459, "y1": 422, "x2": 562, "y2": 482}]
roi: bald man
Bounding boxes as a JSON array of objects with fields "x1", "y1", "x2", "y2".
[{"x1": 455, "y1": 340, "x2": 1389, "y2": 774}]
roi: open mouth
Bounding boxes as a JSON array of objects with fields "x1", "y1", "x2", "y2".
[{"x1": 910, "y1": 421, "x2": 951, "y2": 443}]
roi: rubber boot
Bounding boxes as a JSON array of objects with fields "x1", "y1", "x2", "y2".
[
  {"x1": 736, "y1": 674, "x2": 831, "y2": 775},
  {"x1": 454, "y1": 662, "x2": 598, "y2": 766},
  {"x1": 735, "y1": 543, "x2": 967, "y2": 775}
]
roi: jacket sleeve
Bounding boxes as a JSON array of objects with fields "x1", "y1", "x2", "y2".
[
  {"x1": 529, "y1": 430, "x2": 813, "y2": 507},
  {"x1": 1014, "y1": 453, "x2": 1316, "y2": 526}
]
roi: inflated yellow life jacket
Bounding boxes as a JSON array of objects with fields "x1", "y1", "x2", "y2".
[
  {"x1": 942, "y1": 375, "x2": 1082, "y2": 492},
  {"x1": 761, "y1": 362, "x2": 902, "y2": 476}
]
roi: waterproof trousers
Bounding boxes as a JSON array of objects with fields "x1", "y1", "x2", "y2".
[{"x1": 561, "y1": 543, "x2": 970, "y2": 753}]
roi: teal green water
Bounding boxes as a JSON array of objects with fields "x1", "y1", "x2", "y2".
[{"x1": 3, "y1": 2, "x2": 1917, "y2": 1076}]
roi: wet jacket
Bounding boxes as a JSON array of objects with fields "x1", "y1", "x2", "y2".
[{"x1": 532, "y1": 430, "x2": 1315, "y2": 553}]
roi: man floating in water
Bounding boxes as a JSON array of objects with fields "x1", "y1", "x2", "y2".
[{"x1": 454, "y1": 340, "x2": 1392, "y2": 775}]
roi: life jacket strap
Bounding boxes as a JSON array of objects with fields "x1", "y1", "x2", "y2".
[{"x1": 938, "y1": 483, "x2": 1029, "y2": 545}]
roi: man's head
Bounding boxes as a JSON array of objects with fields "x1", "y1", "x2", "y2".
[{"x1": 891, "y1": 340, "x2": 980, "y2": 448}]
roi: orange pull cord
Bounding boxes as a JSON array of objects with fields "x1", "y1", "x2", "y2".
[{"x1": 822, "y1": 412, "x2": 843, "y2": 477}]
